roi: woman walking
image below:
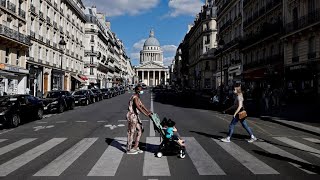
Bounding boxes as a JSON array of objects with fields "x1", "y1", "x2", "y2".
[
  {"x1": 126, "y1": 85, "x2": 152, "y2": 154},
  {"x1": 221, "y1": 84, "x2": 257, "y2": 143}
]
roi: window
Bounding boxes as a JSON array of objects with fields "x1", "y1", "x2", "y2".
[
  {"x1": 91, "y1": 46, "x2": 94, "y2": 52},
  {"x1": 308, "y1": 0, "x2": 315, "y2": 12},
  {"x1": 90, "y1": 57, "x2": 93, "y2": 64},
  {"x1": 308, "y1": 36, "x2": 316, "y2": 53},
  {"x1": 16, "y1": 51, "x2": 19, "y2": 66},
  {"x1": 46, "y1": 49, "x2": 49, "y2": 62},
  {"x1": 38, "y1": 47, "x2": 41, "y2": 60},
  {"x1": 293, "y1": 43, "x2": 299, "y2": 57},
  {"x1": 90, "y1": 67, "x2": 93, "y2": 75},
  {"x1": 205, "y1": 61, "x2": 210, "y2": 70}
]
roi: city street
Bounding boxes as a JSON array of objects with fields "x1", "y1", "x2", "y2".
[{"x1": 0, "y1": 90, "x2": 319, "y2": 180}]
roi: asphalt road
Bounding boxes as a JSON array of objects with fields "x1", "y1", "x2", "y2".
[{"x1": 0, "y1": 90, "x2": 319, "y2": 180}]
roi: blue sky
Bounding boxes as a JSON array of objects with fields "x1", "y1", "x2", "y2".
[{"x1": 83, "y1": 0, "x2": 205, "y2": 66}]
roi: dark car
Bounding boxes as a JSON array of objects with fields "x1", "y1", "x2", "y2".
[
  {"x1": 109, "y1": 87, "x2": 117, "y2": 97},
  {"x1": 113, "y1": 87, "x2": 121, "y2": 96},
  {"x1": 0, "y1": 95, "x2": 44, "y2": 128},
  {"x1": 72, "y1": 90, "x2": 95, "y2": 106},
  {"x1": 119, "y1": 86, "x2": 125, "y2": 94},
  {"x1": 43, "y1": 91, "x2": 75, "y2": 113},
  {"x1": 90, "y1": 89, "x2": 103, "y2": 101},
  {"x1": 101, "y1": 88, "x2": 112, "y2": 99}
]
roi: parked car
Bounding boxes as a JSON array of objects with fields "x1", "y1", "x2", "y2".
[
  {"x1": 90, "y1": 89, "x2": 103, "y2": 101},
  {"x1": 0, "y1": 95, "x2": 44, "y2": 128},
  {"x1": 43, "y1": 91, "x2": 75, "y2": 113},
  {"x1": 119, "y1": 86, "x2": 125, "y2": 94},
  {"x1": 109, "y1": 87, "x2": 117, "y2": 97},
  {"x1": 72, "y1": 90, "x2": 95, "y2": 106},
  {"x1": 101, "y1": 88, "x2": 112, "y2": 99}
]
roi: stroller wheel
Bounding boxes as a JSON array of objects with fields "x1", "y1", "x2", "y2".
[
  {"x1": 156, "y1": 152, "x2": 163, "y2": 158},
  {"x1": 179, "y1": 150, "x2": 186, "y2": 159}
]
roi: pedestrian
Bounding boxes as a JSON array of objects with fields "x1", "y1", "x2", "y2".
[
  {"x1": 221, "y1": 83, "x2": 257, "y2": 143},
  {"x1": 126, "y1": 84, "x2": 152, "y2": 154}
]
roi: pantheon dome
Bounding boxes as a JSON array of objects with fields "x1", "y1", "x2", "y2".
[{"x1": 140, "y1": 30, "x2": 163, "y2": 65}]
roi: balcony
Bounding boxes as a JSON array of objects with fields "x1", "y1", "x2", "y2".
[
  {"x1": 219, "y1": 19, "x2": 232, "y2": 32},
  {"x1": 66, "y1": 49, "x2": 70, "y2": 55},
  {"x1": 71, "y1": 52, "x2": 74, "y2": 56},
  {"x1": 53, "y1": 42, "x2": 57, "y2": 48},
  {"x1": 30, "y1": 31, "x2": 35, "y2": 39},
  {"x1": 285, "y1": 8, "x2": 320, "y2": 34},
  {"x1": 0, "y1": 0, "x2": 5, "y2": 8},
  {"x1": 46, "y1": 0, "x2": 52, "y2": 5},
  {"x1": 308, "y1": 52, "x2": 316, "y2": 60},
  {"x1": 39, "y1": 35, "x2": 43, "y2": 42},
  {"x1": 29, "y1": 57, "x2": 34, "y2": 61},
  {"x1": 46, "y1": 39, "x2": 50, "y2": 46},
  {"x1": 39, "y1": 11, "x2": 44, "y2": 20},
  {"x1": 54, "y1": 2, "x2": 57, "y2": 9},
  {"x1": 18, "y1": 9, "x2": 26, "y2": 19},
  {"x1": 28, "y1": 4, "x2": 35, "y2": 14},
  {"x1": 7, "y1": 1, "x2": 16, "y2": 13},
  {"x1": 292, "y1": 56, "x2": 299, "y2": 63},
  {"x1": 84, "y1": 50, "x2": 98, "y2": 56},
  {"x1": 38, "y1": 59, "x2": 43, "y2": 63},
  {"x1": 59, "y1": 26, "x2": 63, "y2": 33},
  {"x1": 0, "y1": 24, "x2": 30, "y2": 45}
]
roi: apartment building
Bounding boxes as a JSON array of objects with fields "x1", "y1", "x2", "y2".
[
  {"x1": 241, "y1": 0, "x2": 283, "y2": 90},
  {"x1": 215, "y1": 0, "x2": 242, "y2": 88},
  {"x1": 0, "y1": 0, "x2": 30, "y2": 95},
  {"x1": 27, "y1": 0, "x2": 86, "y2": 96},
  {"x1": 282, "y1": 0, "x2": 320, "y2": 98}
]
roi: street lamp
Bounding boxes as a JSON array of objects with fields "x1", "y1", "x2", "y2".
[
  {"x1": 59, "y1": 37, "x2": 67, "y2": 90},
  {"x1": 218, "y1": 39, "x2": 225, "y2": 105}
]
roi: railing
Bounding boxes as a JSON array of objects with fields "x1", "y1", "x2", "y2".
[
  {"x1": 29, "y1": 57, "x2": 34, "y2": 61},
  {"x1": 7, "y1": 0, "x2": 16, "y2": 13},
  {"x1": 285, "y1": 8, "x2": 320, "y2": 34},
  {"x1": 219, "y1": 19, "x2": 232, "y2": 32},
  {"x1": 292, "y1": 56, "x2": 299, "y2": 63},
  {"x1": 53, "y1": 21, "x2": 57, "y2": 29},
  {"x1": 46, "y1": 16, "x2": 51, "y2": 24},
  {"x1": 0, "y1": 24, "x2": 30, "y2": 45},
  {"x1": 0, "y1": 0, "x2": 6, "y2": 8},
  {"x1": 46, "y1": 0, "x2": 52, "y2": 5},
  {"x1": 66, "y1": 49, "x2": 70, "y2": 55},
  {"x1": 38, "y1": 59, "x2": 43, "y2": 63},
  {"x1": 19, "y1": 8, "x2": 26, "y2": 18},
  {"x1": 59, "y1": 26, "x2": 63, "y2": 33},
  {"x1": 53, "y1": 42, "x2": 57, "y2": 48},
  {"x1": 308, "y1": 52, "x2": 316, "y2": 59},
  {"x1": 54, "y1": 2, "x2": 57, "y2": 9},
  {"x1": 30, "y1": 31, "x2": 35, "y2": 38}
]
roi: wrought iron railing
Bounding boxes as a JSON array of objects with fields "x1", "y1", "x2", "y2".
[
  {"x1": 0, "y1": 24, "x2": 30, "y2": 45},
  {"x1": 30, "y1": 31, "x2": 35, "y2": 38},
  {"x1": 7, "y1": 0, "x2": 16, "y2": 13},
  {"x1": 19, "y1": 8, "x2": 25, "y2": 18},
  {"x1": 285, "y1": 8, "x2": 320, "y2": 34}
]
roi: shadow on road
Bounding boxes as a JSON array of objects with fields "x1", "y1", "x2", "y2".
[{"x1": 253, "y1": 150, "x2": 320, "y2": 174}]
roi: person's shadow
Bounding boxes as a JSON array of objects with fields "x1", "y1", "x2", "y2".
[{"x1": 105, "y1": 138, "x2": 158, "y2": 154}]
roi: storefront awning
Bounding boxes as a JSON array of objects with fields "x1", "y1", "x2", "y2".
[
  {"x1": 78, "y1": 75, "x2": 88, "y2": 81},
  {"x1": 71, "y1": 75, "x2": 86, "y2": 84},
  {"x1": 0, "y1": 70, "x2": 18, "y2": 79}
]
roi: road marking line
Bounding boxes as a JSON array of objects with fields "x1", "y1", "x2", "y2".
[
  {"x1": 184, "y1": 137, "x2": 225, "y2": 175},
  {"x1": 56, "y1": 121, "x2": 67, "y2": 123},
  {"x1": 253, "y1": 141, "x2": 315, "y2": 174},
  {"x1": 36, "y1": 122, "x2": 48, "y2": 124},
  {"x1": 75, "y1": 121, "x2": 87, "y2": 123},
  {"x1": 213, "y1": 139, "x2": 279, "y2": 174},
  {"x1": 303, "y1": 138, "x2": 320, "y2": 144},
  {"x1": 0, "y1": 129, "x2": 14, "y2": 135},
  {"x1": 117, "y1": 124, "x2": 125, "y2": 127},
  {"x1": 0, "y1": 138, "x2": 37, "y2": 156},
  {"x1": 143, "y1": 137, "x2": 170, "y2": 176},
  {"x1": 150, "y1": 92, "x2": 155, "y2": 137},
  {"x1": 34, "y1": 138, "x2": 97, "y2": 176},
  {"x1": 88, "y1": 137, "x2": 126, "y2": 176},
  {"x1": 274, "y1": 137, "x2": 320, "y2": 158},
  {"x1": 0, "y1": 139, "x2": 7, "y2": 143},
  {"x1": 0, "y1": 138, "x2": 66, "y2": 176},
  {"x1": 97, "y1": 121, "x2": 106, "y2": 123},
  {"x1": 118, "y1": 120, "x2": 149, "y2": 122}
]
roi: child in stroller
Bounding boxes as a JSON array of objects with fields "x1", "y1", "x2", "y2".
[{"x1": 150, "y1": 114, "x2": 186, "y2": 158}]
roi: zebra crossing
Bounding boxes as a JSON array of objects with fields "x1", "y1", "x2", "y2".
[{"x1": 0, "y1": 136, "x2": 319, "y2": 177}]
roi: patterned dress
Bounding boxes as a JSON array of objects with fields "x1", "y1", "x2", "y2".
[{"x1": 126, "y1": 95, "x2": 142, "y2": 151}]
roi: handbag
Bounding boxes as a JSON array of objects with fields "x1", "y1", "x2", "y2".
[{"x1": 238, "y1": 110, "x2": 247, "y2": 120}]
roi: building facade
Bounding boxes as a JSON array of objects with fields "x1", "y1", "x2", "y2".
[
  {"x1": 282, "y1": 0, "x2": 320, "y2": 99},
  {"x1": 135, "y1": 30, "x2": 169, "y2": 86},
  {"x1": 0, "y1": 0, "x2": 30, "y2": 95},
  {"x1": 216, "y1": 0, "x2": 242, "y2": 89},
  {"x1": 241, "y1": 0, "x2": 283, "y2": 91},
  {"x1": 27, "y1": 0, "x2": 86, "y2": 97}
]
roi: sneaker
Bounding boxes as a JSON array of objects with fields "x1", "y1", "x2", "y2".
[
  {"x1": 126, "y1": 149, "x2": 138, "y2": 154},
  {"x1": 136, "y1": 147, "x2": 144, "y2": 153},
  {"x1": 248, "y1": 137, "x2": 257, "y2": 143},
  {"x1": 220, "y1": 137, "x2": 230, "y2": 143}
]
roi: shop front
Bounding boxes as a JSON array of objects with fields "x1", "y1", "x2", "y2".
[
  {"x1": 0, "y1": 63, "x2": 28, "y2": 95},
  {"x1": 51, "y1": 69, "x2": 64, "y2": 91},
  {"x1": 27, "y1": 63, "x2": 43, "y2": 97}
]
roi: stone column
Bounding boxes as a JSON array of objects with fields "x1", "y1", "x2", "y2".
[
  {"x1": 142, "y1": 70, "x2": 144, "y2": 84},
  {"x1": 153, "y1": 70, "x2": 155, "y2": 86},
  {"x1": 164, "y1": 71, "x2": 167, "y2": 85},
  {"x1": 147, "y1": 70, "x2": 150, "y2": 86},
  {"x1": 158, "y1": 70, "x2": 161, "y2": 85}
]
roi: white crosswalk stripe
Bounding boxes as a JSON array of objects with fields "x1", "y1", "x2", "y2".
[
  {"x1": 274, "y1": 137, "x2": 320, "y2": 158},
  {"x1": 253, "y1": 141, "x2": 316, "y2": 174},
  {"x1": 143, "y1": 137, "x2": 170, "y2": 176},
  {"x1": 0, "y1": 136, "x2": 319, "y2": 177},
  {"x1": 88, "y1": 137, "x2": 126, "y2": 176},
  {"x1": 213, "y1": 139, "x2": 279, "y2": 174},
  {"x1": 0, "y1": 139, "x2": 7, "y2": 143},
  {"x1": 303, "y1": 137, "x2": 320, "y2": 144},
  {"x1": 0, "y1": 138, "x2": 66, "y2": 176},
  {"x1": 184, "y1": 137, "x2": 225, "y2": 175},
  {"x1": 34, "y1": 138, "x2": 97, "y2": 176},
  {"x1": 0, "y1": 138, "x2": 37, "y2": 156}
]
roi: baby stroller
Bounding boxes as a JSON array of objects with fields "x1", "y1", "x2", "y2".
[{"x1": 150, "y1": 113, "x2": 186, "y2": 159}]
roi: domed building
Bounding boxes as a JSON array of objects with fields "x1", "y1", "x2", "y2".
[{"x1": 135, "y1": 30, "x2": 169, "y2": 86}]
